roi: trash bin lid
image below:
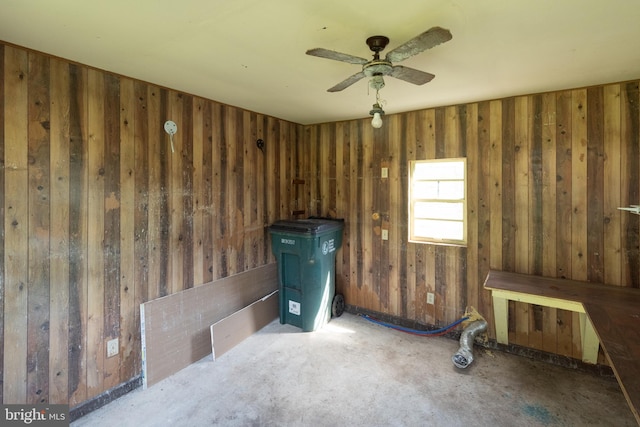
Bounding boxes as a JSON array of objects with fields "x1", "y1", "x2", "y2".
[{"x1": 269, "y1": 218, "x2": 344, "y2": 235}]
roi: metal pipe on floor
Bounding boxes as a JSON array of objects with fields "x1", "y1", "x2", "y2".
[{"x1": 452, "y1": 319, "x2": 488, "y2": 369}]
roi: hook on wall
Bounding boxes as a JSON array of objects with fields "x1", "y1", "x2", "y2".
[
  {"x1": 164, "y1": 120, "x2": 177, "y2": 153},
  {"x1": 256, "y1": 138, "x2": 265, "y2": 153}
]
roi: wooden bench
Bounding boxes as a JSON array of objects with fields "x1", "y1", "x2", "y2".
[{"x1": 484, "y1": 270, "x2": 640, "y2": 424}]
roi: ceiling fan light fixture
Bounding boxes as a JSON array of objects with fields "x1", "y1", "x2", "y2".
[
  {"x1": 370, "y1": 102, "x2": 385, "y2": 129},
  {"x1": 369, "y1": 75, "x2": 385, "y2": 91}
]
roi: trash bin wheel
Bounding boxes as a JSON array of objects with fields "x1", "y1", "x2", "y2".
[{"x1": 332, "y1": 293, "x2": 345, "y2": 318}]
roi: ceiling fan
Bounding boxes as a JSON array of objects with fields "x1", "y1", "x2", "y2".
[{"x1": 306, "y1": 27, "x2": 452, "y2": 92}]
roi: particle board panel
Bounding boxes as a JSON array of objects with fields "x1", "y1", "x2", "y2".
[
  {"x1": 140, "y1": 263, "x2": 278, "y2": 388},
  {"x1": 210, "y1": 290, "x2": 278, "y2": 361}
]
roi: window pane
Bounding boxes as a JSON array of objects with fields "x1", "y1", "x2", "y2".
[
  {"x1": 414, "y1": 219, "x2": 464, "y2": 241},
  {"x1": 437, "y1": 181, "x2": 464, "y2": 199},
  {"x1": 413, "y1": 181, "x2": 439, "y2": 199},
  {"x1": 413, "y1": 160, "x2": 464, "y2": 180},
  {"x1": 413, "y1": 180, "x2": 464, "y2": 200},
  {"x1": 414, "y1": 201, "x2": 464, "y2": 220}
]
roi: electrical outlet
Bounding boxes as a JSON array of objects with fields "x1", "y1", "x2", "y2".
[
  {"x1": 381, "y1": 229, "x2": 389, "y2": 240},
  {"x1": 107, "y1": 338, "x2": 119, "y2": 358},
  {"x1": 427, "y1": 292, "x2": 435, "y2": 305},
  {"x1": 381, "y1": 167, "x2": 388, "y2": 178}
]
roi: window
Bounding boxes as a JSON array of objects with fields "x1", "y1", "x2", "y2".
[{"x1": 408, "y1": 158, "x2": 467, "y2": 246}]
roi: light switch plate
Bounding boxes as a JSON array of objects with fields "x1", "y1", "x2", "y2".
[{"x1": 382, "y1": 229, "x2": 389, "y2": 240}]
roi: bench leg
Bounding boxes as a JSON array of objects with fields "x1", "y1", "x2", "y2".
[
  {"x1": 492, "y1": 294, "x2": 509, "y2": 345},
  {"x1": 579, "y1": 312, "x2": 599, "y2": 364}
]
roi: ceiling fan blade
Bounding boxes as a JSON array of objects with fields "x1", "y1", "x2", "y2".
[
  {"x1": 327, "y1": 71, "x2": 366, "y2": 92},
  {"x1": 385, "y1": 27, "x2": 452, "y2": 63},
  {"x1": 389, "y1": 66, "x2": 435, "y2": 85},
  {"x1": 306, "y1": 48, "x2": 369, "y2": 65}
]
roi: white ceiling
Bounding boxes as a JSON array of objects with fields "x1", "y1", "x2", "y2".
[{"x1": 1, "y1": 0, "x2": 639, "y2": 125}]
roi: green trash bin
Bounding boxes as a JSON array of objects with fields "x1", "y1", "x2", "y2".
[{"x1": 269, "y1": 218, "x2": 344, "y2": 332}]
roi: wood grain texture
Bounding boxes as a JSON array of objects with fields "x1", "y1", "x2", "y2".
[
  {"x1": 4, "y1": 45, "x2": 30, "y2": 404},
  {"x1": 27, "y1": 51, "x2": 51, "y2": 404},
  {"x1": 300, "y1": 81, "x2": 640, "y2": 356},
  {"x1": 1, "y1": 42, "x2": 301, "y2": 407},
  {"x1": 0, "y1": 44, "x2": 5, "y2": 404},
  {"x1": 49, "y1": 57, "x2": 71, "y2": 403}
]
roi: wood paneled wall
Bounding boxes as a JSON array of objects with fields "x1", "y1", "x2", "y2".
[
  {"x1": 0, "y1": 43, "x2": 302, "y2": 406},
  {"x1": 2, "y1": 39, "x2": 640, "y2": 409},
  {"x1": 303, "y1": 81, "x2": 640, "y2": 362}
]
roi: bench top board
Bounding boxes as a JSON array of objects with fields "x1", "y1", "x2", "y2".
[{"x1": 483, "y1": 269, "x2": 640, "y2": 309}]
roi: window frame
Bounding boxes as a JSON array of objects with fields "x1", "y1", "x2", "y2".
[{"x1": 408, "y1": 157, "x2": 467, "y2": 246}]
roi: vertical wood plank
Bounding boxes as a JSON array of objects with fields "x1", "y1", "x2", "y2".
[
  {"x1": 385, "y1": 118, "x2": 398, "y2": 315},
  {"x1": 396, "y1": 114, "x2": 416, "y2": 319},
  {"x1": 201, "y1": 101, "x2": 214, "y2": 281},
  {"x1": 420, "y1": 109, "x2": 436, "y2": 324},
  {"x1": 621, "y1": 82, "x2": 640, "y2": 288},
  {"x1": 169, "y1": 92, "x2": 184, "y2": 292},
  {"x1": 27, "y1": 51, "x2": 51, "y2": 404},
  {"x1": 242, "y1": 110, "x2": 255, "y2": 270},
  {"x1": 181, "y1": 95, "x2": 194, "y2": 288},
  {"x1": 528, "y1": 95, "x2": 544, "y2": 350},
  {"x1": 86, "y1": 68, "x2": 105, "y2": 399},
  {"x1": 511, "y1": 96, "x2": 527, "y2": 344},
  {"x1": 229, "y1": 106, "x2": 243, "y2": 275},
  {"x1": 102, "y1": 73, "x2": 121, "y2": 391},
  {"x1": 211, "y1": 102, "x2": 223, "y2": 278},
  {"x1": 571, "y1": 89, "x2": 588, "y2": 284},
  {"x1": 465, "y1": 103, "x2": 479, "y2": 314},
  {"x1": 587, "y1": 86, "x2": 605, "y2": 283},
  {"x1": 603, "y1": 84, "x2": 622, "y2": 287},
  {"x1": 68, "y1": 63, "x2": 88, "y2": 407},
  {"x1": 513, "y1": 97, "x2": 530, "y2": 273},
  {"x1": 257, "y1": 114, "x2": 269, "y2": 265},
  {"x1": 555, "y1": 90, "x2": 574, "y2": 357},
  {"x1": 541, "y1": 92, "x2": 558, "y2": 355},
  {"x1": 0, "y1": 43, "x2": 5, "y2": 405},
  {"x1": 4, "y1": 45, "x2": 30, "y2": 404},
  {"x1": 334, "y1": 122, "x2": 346, "y2": 297},
  {"x1": 133, "y1": 81, "x2": 149, "y2": 378},
  {"x1": 350, "y1": 121, "x2": 362, "y2": 308},
  {"x1": 192, "y1": 97, "x2": 204, "y2": 285},
  {"x1": 476, "y1": 101, "x2": 493, "y2": 337},
  {"x1": 362, "y1": 122, "x2": 376, "y2": 312},
  {"x1": 503, "y1": 98, "x2": 518, "y2": 274},
  {"x1": 571, "y1": 88, "x2": 588, "y2": 358},
  {"x1": 119, "y1": 77, "x2": 136, "y2": 384},
  {"x1": 49, "y1": 57, "x2": 71, "y2": 403},
  {"x1": 502, "y1": 97, "x2": 539, "y2": 346}
]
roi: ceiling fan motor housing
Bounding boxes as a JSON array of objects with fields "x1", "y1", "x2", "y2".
[{"x1": 364, "y1": 60, "x2": 393, "y2": 77}]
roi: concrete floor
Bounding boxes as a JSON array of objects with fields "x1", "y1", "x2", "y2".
[{"x1": 72, "y1": 313, "x2": 636, "y2": 427}]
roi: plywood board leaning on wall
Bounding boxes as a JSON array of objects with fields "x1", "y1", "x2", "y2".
[{"x1": 140, "y1": 264, "x2": 278, "y2": 388}]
